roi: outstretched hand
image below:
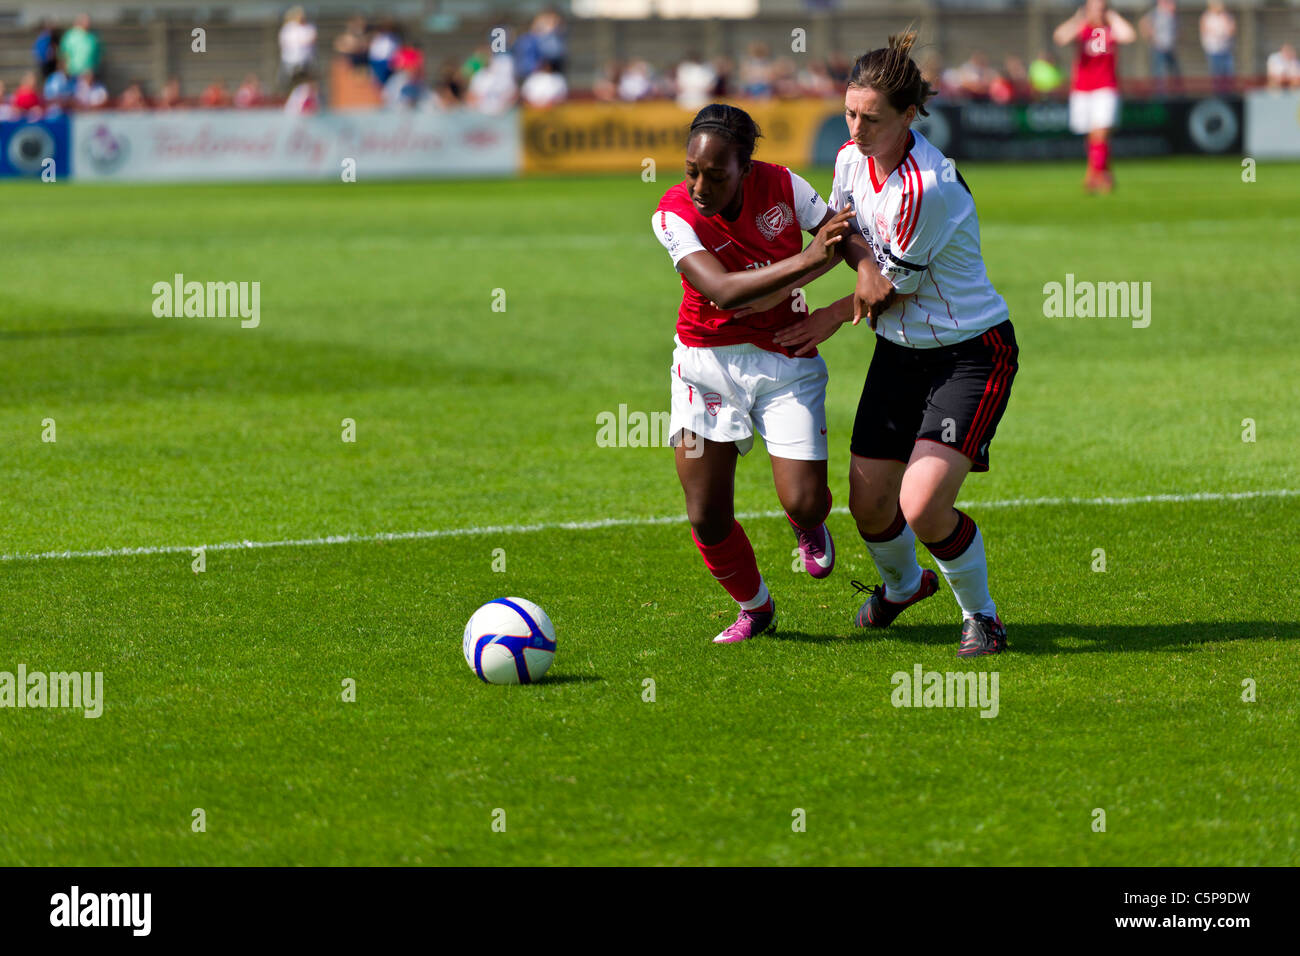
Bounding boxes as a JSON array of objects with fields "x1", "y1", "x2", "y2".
[
  {"x1": 773, "y1": 305, "x2": 847, "y2": 357},
  {"x1": 805, "y1": 206, "x2": 856, "y2": 266}
]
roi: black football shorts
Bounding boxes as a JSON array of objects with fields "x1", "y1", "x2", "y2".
[{"x1": 850, "y1": 320, "x2": 1018, "y2": 473}]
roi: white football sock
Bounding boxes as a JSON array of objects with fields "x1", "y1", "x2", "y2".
[
  {"x1": 739, "y1": 579, "x2": 771, "y2": 612},
  {"x1": 929, "y1": 525, "x2": 997, "y2": 620},
  {"x1": 861, "y1": 523, "x2": 924, "y2": 600}
]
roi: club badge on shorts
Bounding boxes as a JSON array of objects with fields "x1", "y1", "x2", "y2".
[{"x1": 703, "y1": 392, "x2": 722, "y2": 417}]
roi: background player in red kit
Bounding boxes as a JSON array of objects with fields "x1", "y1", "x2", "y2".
[
  {"x1": 652, "y1": 103, "x2": 854, "y2": 644},
  {"x1": 1055, "y1": 0, "x2": 1137, "y2": 193}
]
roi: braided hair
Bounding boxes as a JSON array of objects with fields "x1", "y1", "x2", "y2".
[{"x1": 685, "y1": 103, "x2": 763, "y2": 165}]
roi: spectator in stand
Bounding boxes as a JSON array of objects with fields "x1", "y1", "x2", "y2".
[
  {"x1": 520, "y1": 59, "x2": 567, "y2": 108},
  {"x1": 60, "y1": 15, "x2": 101, "y2": 81},
  {"x1": 990, "y1": 56, "x2": 1030, "y2": 104},
  {"x1": 1200, "y1": 1, "x2": 1236, "y2": 92},
  {"x1": 462, "y1": 44, "x2": 491, "y2": 82},
  {"x1": 234, "y1": 73, "x2": 265, "y2": 108},
  {"x1": 0, "y1": 82, "x2": 13, "y2": 120},
  {"x1": 799, "y1": 58, "x2": 838, "y2": 98},
  {"x1": 710, "y1": 55, "x2": 733, "y2": 98},
  {"x1": 536, "y1": 10, "x2": 568, "y2": 74},
  {"x1": 199, "y1": 79, "x2": 233, "y2": 108},
  {"x1": 11, "y1": 72, "x2": 43, "y2": 111},
  {"x1": 826, "y1": 51, "x2": 851, "y2": 86},
  {"x1": 334, "y1": 16, "x2": 369, "y2": 70},
  {"x1": 953, "y1": 51, "x2": 997, "y2": 99},
  {"x1": 44, "y1": 60, "x2": 74, "y2": 106},
  {"x1": 739, "y1": 42, "x2": 774, "y2": 98},
  {"x1": 1029, "y1": 50, "x2": 1065, "y2": 97},
  {"x1": 593, "y1": 61, "x2": 621, "y2": 102},
  {"x1": 384, "y1": 44, "x2": 428, "y2": 109},
  {"x1": 118, "y1": 82, "x2": 148, "y2": 110},
  {"x1": 33, "y1": 22, "x2": 63, "y2": 79},
  {"x1": 918, "y1": 51, "x2": 944, "y2": 96},
  {"x1": 467, "y1": 53, "x2": 517, "y2": 114},
  {"x1": 675, "y1": 52, "x2": 716, "y2": 110},
  {"x1": 279, "y1": 7, "x2": 317, "y2": 88},
  {"x1": 1267, "y1": 43, "x2": 1300, "y2": 89},
  {"x1": 432, "y1": 63, "x2": 465, "y2": 109},
  {"x1": 73, "y1": 71, "x2": 108, "y2": 109},
  {"x1": 771, "y1": 58, "x2": 802, "y2": 98},
  {"x1": 381, "y1": 37, "x2": 427, "y2": 108},
  {"x1": 391, "y1": 38, "x2": 425, "y2": 83},
  {"x1": 285, "y1": 69, "x2": 319, "y2": 114},
  {"x1": 157, "y1": 77, "x2": 183, "y2": 109},
  {"x1": 369, "y1": 19, "x2": 401, "y2": 86},
  {"x1": 617, "y1": 59, "x2": 656, "y2": 102},
  {"x1": 515, "y1": 10, "x2": 567, "y2": 79},
  {"x1": 1141, "y1": 0, "x2": 1181, "y2": 95}
]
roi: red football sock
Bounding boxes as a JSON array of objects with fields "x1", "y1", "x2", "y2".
[
  {"x1": 692, "y1": 520, "x2": 768, "y2": 609},
  {"x1": 1097, "y1": 138, "x2": 1110, "y2": 171},
  {"x1": 1087, "y1": 139, "x2": 1105, "y2": 172}
]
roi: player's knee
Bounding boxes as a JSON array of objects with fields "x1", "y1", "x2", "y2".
[
  {"x1": 849, "y1": 485, "x2": 898, "y2": 536},
  {"x1": 780, "y1": 484, "x2": 825, "y2": 527},
  {"x1": 899, "y1": 491, "x2": 952, "y2": 543},
  {"x1": 687, "y1": 504, "x2": 734, "y2": 546}
]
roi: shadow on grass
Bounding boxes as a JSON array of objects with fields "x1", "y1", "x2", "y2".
[
  {"x1": 771, "y1": 621, "x2": 1300, "y2": 654},
  {"x1": 537, "y1": 674, "x2": 604, "y2": 685}
]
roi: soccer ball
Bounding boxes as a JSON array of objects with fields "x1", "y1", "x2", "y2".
[{"x1": 463, "y1": 597, "x2": 557, "y2": 684}]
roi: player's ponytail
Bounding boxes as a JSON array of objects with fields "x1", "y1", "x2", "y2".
[
  {"x1": 848, "y1": 31, "x2": 936, "y2": 117},
  {"x1": 686, "y1": 103, "x2": 763, "y2": 166}
]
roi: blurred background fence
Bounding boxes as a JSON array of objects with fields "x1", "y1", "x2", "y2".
[{"x1": 2, "y1": 1, "x2": 1298, "y2": 179}]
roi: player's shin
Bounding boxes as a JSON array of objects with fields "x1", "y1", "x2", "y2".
[
  {"x1": 692, "y1": 520, "x2": 770, "y2": 610},
  {"x1": 859, "y1": 504, "x2": 924, "y2": 599},
  {"x1": 921, "y1": 510, "x2": 996, "y2": 620}
]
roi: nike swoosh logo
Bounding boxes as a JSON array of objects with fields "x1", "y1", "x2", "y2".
[{"x1": 713, "y1": 241, "x2": 732, "y2": 252}]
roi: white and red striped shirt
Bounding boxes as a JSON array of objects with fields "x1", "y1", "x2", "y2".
[{"x1": 830, "y1": 129, "x2": 1008, "y2": 348}]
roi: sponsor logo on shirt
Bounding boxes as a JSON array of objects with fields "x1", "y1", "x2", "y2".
[{"x1": 874, "y1": 211, "x2": 891, "y2": 243}]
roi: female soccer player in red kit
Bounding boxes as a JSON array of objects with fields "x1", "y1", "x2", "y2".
[
  {"x1": 1055, "y1": 0, "x2": 1137, "y2": 193},
  {"x1": 775, "y1": 33, "x2": 1018, "y2": 657},
  {"x1": 652, "y1": 104, "x2": 854, "y2": 644}
]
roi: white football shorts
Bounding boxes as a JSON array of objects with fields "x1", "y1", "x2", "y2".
[
  {"x1": 669, "y1": 335, "x2": 829, "y2": 461},
  {"x1": 1069, "y1": 88, "x2": 1120, "y2": 134}
]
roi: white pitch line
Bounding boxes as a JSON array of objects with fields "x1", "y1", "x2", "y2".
[{"x1": 3, "y1": 488, "x2": 1297, "y2": 565}]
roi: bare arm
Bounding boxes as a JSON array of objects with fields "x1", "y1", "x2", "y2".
[
  {"x1": 677, "y1": 206, "x2": 854, "y2": 311},
  {"x1": 730, "y1": 208, "x2": 844, "y2": 316},
  {"x1": 1053, "y1": 8, "x2": 1086, "y2": 47},
  {"x1": 1108, "y1": 9, "x2": 1138, "y2": 44}
]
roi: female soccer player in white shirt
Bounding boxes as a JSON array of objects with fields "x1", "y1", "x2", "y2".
[{"x1": 776, "y1": 33, "x2": 1019, "y2": 657}]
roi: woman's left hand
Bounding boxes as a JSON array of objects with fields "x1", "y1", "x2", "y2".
[{"x1": 773, "y1": 305, "x2": 848, "y2": 357}]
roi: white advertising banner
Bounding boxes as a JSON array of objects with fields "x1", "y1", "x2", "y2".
[
  {"x1": 1244, "y1": 90, "x2": 1300, "y2": 159},
  {"x1": 71, "y1": 108, "x2": 520, "y2": 181}
]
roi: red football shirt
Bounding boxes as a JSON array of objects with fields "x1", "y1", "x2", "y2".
[
  {"x1": 653, "y1": 161, "x2": 824, "y2": 358},
  {"x1": 1073, "y1": 22, "x2": 1119, "y2": 92},
  {"x1": 12, "y1": 87, "x2": 41, "y2": 110}
]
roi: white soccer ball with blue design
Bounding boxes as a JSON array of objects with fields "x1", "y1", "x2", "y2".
[{"x1": 463, "y1": 597, "x2": 557, "y2": 684}]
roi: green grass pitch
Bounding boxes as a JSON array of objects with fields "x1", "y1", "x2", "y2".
[{"x1": 1, "y1": 157, "x2": 1297, "y2": 865}]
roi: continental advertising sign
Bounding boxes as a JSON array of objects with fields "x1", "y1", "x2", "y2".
[{"x1": 523, "y1": 99, "x2": 845, "y2": 174}]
